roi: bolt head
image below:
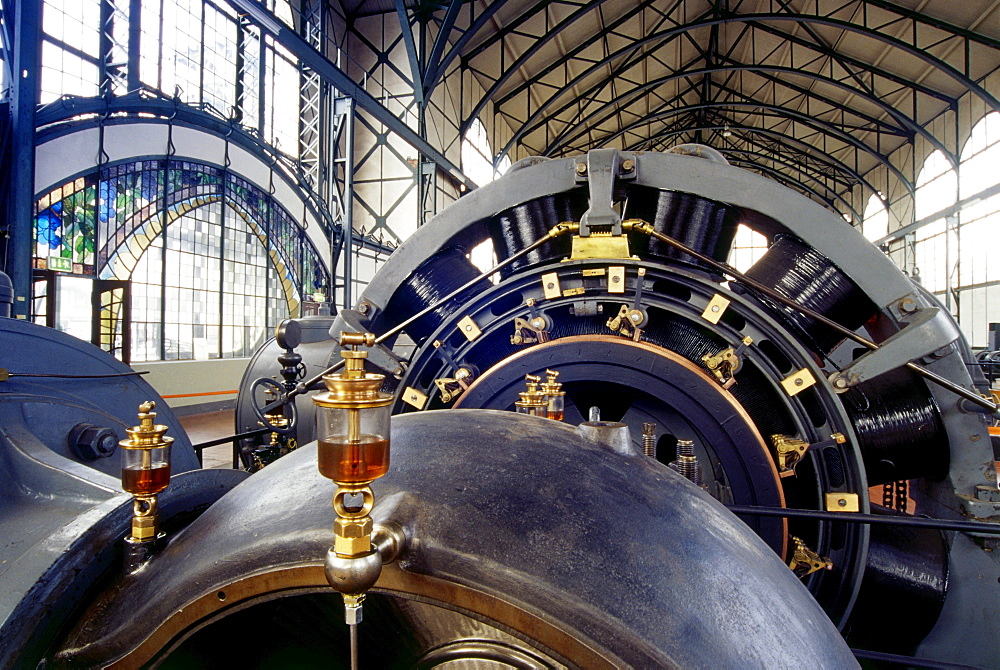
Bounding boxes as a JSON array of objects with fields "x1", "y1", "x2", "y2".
[
  {"x1": 357, "y1": 302, "x2": 370, "y2": 315},
  {"x1": 621, "y1": 158, "x2": 635, "y2": 172},
  {"x1": 576, "y1": 162, "x2": 588, "y2": 175}
]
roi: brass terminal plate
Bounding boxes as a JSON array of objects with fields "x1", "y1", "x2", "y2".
[
  {"x1": 562, "y1": 287, "x2": 586, "y2": 297},
  {"x1": 582, "y1": 268, "x2": 606, "y2": 277},
  {"x1": 570, "y1": 233, "x2": 631, "y2": 260},
  {"x1": 541, "y1": 273, "x2": 561, "y2": 300},
  {"x1": 781, "y1": 368, "x2": 817, "y2": 396},
  {"x1": 825, "y1": 492, "x2": 860, "y2": 513},
  {"x1": 457, "y1": 316, "x2": 482, "y2": 342},
  {"x1": 608, "y1": 266, "x2": 626, "y2": 294},
  {"x1": 701, "y1": 294, "x2": 730, "y2": 324},
  {"x1": 402, "y1": 387, "x2": 428, "y2": 410}
]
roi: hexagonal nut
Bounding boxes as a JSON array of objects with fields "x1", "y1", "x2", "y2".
[
  {"x1": 68, "y1": 423, "x2": 119, "y2": 461},
  {"x1": 335, "y1": 516, "x2": 373, "y2": 538},
  {"x1": 335, "y1": 534, "x2": 372, "y2": 555},
  {"x1": 975, "y1": 484, "x2": 1000, "y2": 503}
]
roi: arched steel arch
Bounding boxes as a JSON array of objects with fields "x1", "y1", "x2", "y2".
[
  {"x1": 501, "y1": 64, "x2": 917, "y2": 197},
  {"x1": 557, "y1": 101, "x2": 902, "y2": 179},
  {"x1": 564, "y1": 84, "x2": 908, "y2": 152},
  {"x1": 34, "y1": 93, "x2": 338, "y2": 238},
  {"x1": 635, "y1": 123, "x2": 896, "y2": 204},
  {"x1": 470, "y1": 15, "x2": 990, "y2": 175},
  {"x1": 626, "y1": 110, "x2": 885, "y2": 204},
  {"x1": 460, "y1": 10, "x2": 998, "y2": 144},
  {"x1": 497, "y1": 58, "x2": 947, "y2": 174},
  {"x1": 572, "y1": 101, "x2": 894, "y2": 201},
  {"x1": 722, "y1": 156, "x2": 861, "y2": 221}
]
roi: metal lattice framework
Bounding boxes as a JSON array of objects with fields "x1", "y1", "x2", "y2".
[{"x1": 335, "y1": 0, "x2": 1000, "y2": 222}]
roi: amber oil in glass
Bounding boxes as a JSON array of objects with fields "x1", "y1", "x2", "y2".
[
  {"x1": 122, "y1": 462, "x2": 171, "y2": 495},
  {"x1": 318, "y1": 435, "x2": 390, "y2": 483}
]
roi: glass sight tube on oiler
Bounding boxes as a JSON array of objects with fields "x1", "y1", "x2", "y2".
[
  {"x1": 120, "y1": 401, "x2": 173, "y2": 572},
  {"x1": 313, "y1": 332, "x2": 392, "y2": 670}
]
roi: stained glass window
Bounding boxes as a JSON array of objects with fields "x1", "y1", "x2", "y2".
[{"x1": 34, "y1": 158, "x2": 330, "y2": 362}]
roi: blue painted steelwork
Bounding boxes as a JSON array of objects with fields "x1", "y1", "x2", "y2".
[{"x1": 7, "y1": 0, "x2": 41, "y2": 318}]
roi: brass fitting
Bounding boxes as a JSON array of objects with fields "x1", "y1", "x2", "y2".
[
  {"x1": 515, "y1": 374, "x2": 548, "y2": 415},
  {"x1": 119, "y1": 401, "x2": 173, "y2": 543}
]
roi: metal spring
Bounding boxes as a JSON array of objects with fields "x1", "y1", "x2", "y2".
[
  {"x1": 642, "y1": 423, "x2": 656, "y2": 458},
  {"x1": 671, "y1": 439, "x2": 702, "y2": 485}
]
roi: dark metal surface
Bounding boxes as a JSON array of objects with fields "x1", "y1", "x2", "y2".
[
  {"x1": 0, "y1": 468, "x2": 247, "y2": 668},
  {"x1": 53, "y1": 410, "x2": 857, "y2": 668},
  {"x1": 0, "y1": 318, "x2": 200, "y2": 478},
  {"x1": 847, "y1": 516, "x2": 949, "y2": 656}
]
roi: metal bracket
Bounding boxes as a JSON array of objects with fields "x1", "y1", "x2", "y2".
[
  {"x1": 578, "y1": 148, "x2": 622, "y2": 236},
  {"x1": 771, "y1": 433, "x2": 845, "y2": 478},
  {"x1": 788, "y1": 536, "x2": 833, "y2": 577},
  {"x1": 701, "y1": 337, "x2": 753, "y2": 389},
  {"x1": 511, "y1": 312, "x2": 551, "y2": 345},
  {"x1": 336, "y1": 309, "x2": 405, "y2": 375},
  {"x1": 434, "y1": 367, "x2": 475, "y2": 403},
  {"x1": 606, "y1": 268, "x2": 649, "y2": 341},
  {"x1": 827, "y1": 306, "x2": 961, "y2": 391}
]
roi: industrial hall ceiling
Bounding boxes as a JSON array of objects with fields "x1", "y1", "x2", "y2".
[{"x1": 323, "y1": 0, "x2": 1000, "y2": 220}]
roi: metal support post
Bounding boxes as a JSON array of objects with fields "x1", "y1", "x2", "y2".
[{"x1": 7, "y1": 0, "x2": 41, "y2": 319}]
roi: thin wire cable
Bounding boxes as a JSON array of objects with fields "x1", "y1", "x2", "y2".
[
  {"x1": 261, "y1": 227, "x2": 569, "y2": 414},
  {"x1": 627, "y1": 220, "x2": 998, "y2": 412}
]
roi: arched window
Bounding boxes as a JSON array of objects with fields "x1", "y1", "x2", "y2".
[
  {"x1": 33, "y1": 160, "x2": 330, "y2": 362},
  {"x1": 862, "y1": 194, "x2": 889, "y2": 243},
  {"x1": 39, "y1": 0, "x2": 300, "y2": 157},
  {"x1": 955, "y1": 113, "x2": 1000, "y2": 347},
  {"x1": 912, "y1": 150, "x2": 958, "y2": 294}
]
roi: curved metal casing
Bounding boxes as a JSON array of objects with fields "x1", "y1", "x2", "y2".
[
  {"x1": 0, "y1": 318, "x2": 246, "y2": 665},
  {"x1": 52, "y1": 410, "x2": 857, "y2": 668}
]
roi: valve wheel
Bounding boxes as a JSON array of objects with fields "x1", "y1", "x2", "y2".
[{"x1": 250, "y1": 378, "x2": 298, "y2": 435}]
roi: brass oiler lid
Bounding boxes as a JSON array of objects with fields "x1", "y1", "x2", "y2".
[
  {"x1": 312, "y1": 332, "x2": 393, "y2": 409},
  {"x1": 120, "y1": 401, "x2": 174, "y2": 450},
  {"x1": 541, "y1": 369, "x2": 565, "y2": 397},
  {"x1": 515, "y1": 374, "x2": 548, "y2": 409},
  {"x1": 313, "y1": 371, "x2": 393, "y2": 409}
]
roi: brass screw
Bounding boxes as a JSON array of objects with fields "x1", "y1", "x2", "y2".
[
  {"x1": 576, "y1": 162, "x2": 588, "y2": 175},
  {"x1": 621, "y1": 158, "x2": 635, "y2": 172}
]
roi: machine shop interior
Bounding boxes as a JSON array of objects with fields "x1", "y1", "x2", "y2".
[{"x1": 5, "y1": 0, "x2": 1000, "y2": 667}]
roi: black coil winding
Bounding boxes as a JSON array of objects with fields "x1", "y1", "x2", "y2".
[
  {"x1": 743, "y1": 235, "x2": 877, "y2": 354},
  {"x1": 488, "y1": 192, "x2": 587, "y2": 277},
  {"x1": 383, "y1": 247, "x2": 481, "y2": 344},
  {"x1": 623, "y1": 186, "x2": 740, "y2": 272},
  {"x1": 841, "y1": 368, "x2": 948, "y2": 485}
]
